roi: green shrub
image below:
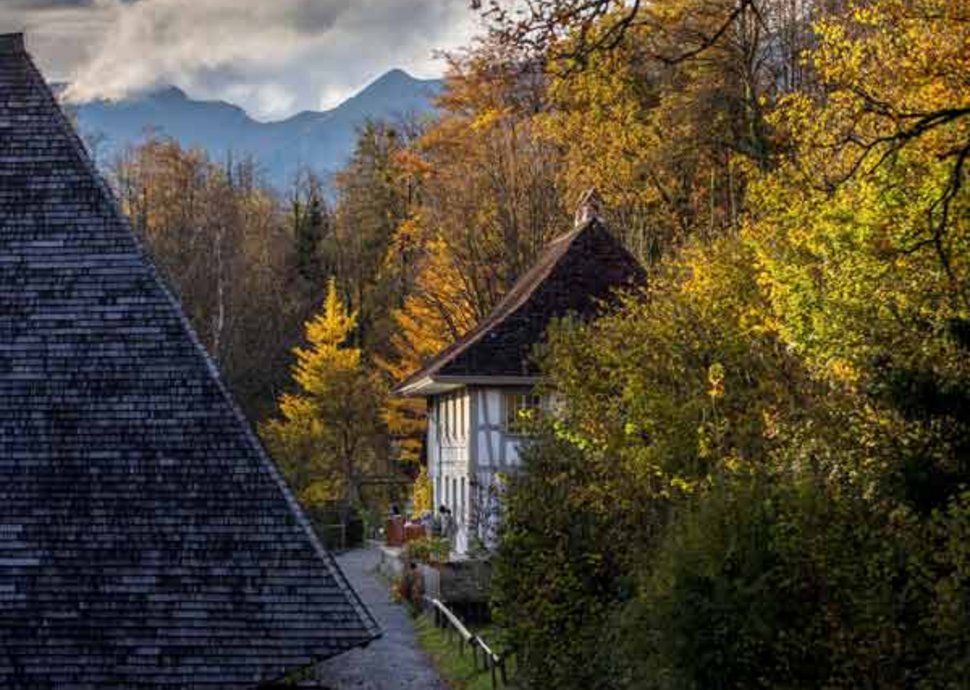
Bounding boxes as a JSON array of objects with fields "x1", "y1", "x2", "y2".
[
  {"x1": 492, "y1": 432, "x2": 639, "y2": 690},
  {"x1": 618, "y1": 481, "x2": 970, "y2": 690}
]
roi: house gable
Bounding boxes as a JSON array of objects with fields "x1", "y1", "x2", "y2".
[{"x1": 395, "y1": 218, "x2": 645, "y2": 396}]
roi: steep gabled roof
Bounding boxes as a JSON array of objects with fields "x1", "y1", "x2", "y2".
[
  {"x1": 394, "y1": 216, "x2": 645, "y2": 396},
  {"x1": 0, "y1": 34, "x2": 378, "y2": 689}
]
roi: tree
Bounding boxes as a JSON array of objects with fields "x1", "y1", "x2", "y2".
[
  {"x1": 376, "y1": 235, "x2": 479, "y2": 470},
  {"x1": 332, "y1": 121, "x2": 419, "y2": 356},
  {"x1": 289, "y1": 167, "x2": 331, "y2": 285},
  {"x1": 534, "y1": 0, "x2": 823, "y2": 263},
  {"x1": 110, "y1": 137, "x2": 309, "y2": 421},
  {"x1": 261, "y1": 278, "x2": 387, "y2": 508},
  {"x1": 491, "y1": 2, "x2": 970, "y2": 686},
  {"x1": 414, "y1": 44, "x2": 568, "y2": 316},
  {"x1": 746, "y1": 0, "x2": 970, "y2": 510}
]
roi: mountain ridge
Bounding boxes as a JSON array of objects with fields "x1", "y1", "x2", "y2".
[{"x1": 66, "y1": 69, "x2": 443, "y2": 189}]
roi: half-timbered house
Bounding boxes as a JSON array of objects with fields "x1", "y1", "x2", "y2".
[{"x1": 394, "y1": 194, "x2": 645, "y2": 555}]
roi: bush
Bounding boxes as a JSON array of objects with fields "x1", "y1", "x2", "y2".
[
  {"x1": 492, "y1": 432, "x2": 639, "y2": 690},
  {"x1": 494, "y1": 427, "x2": 970, "y2": 690},
  {"x1": 403, "y1": 536, "x2": 451, "y2": 565},
  {"x1": 617, "y1": 480, "x2": 970, "y2": 690}
]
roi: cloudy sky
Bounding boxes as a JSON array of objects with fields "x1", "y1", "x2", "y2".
[{"x1": 0, "y1": 0, "x2": 481, "y2": 120}]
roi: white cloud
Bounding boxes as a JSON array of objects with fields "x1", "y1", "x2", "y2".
[{"x1": 1, "y1": 0, "x2": 481, "y2": 119}]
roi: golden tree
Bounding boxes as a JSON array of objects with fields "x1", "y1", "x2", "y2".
[
  {"x1": 376, "y1": 235, "x2": 476, "y2": 469},
  {"x1": 261, "y1": 278, "x2": 386, "y2": 508}
]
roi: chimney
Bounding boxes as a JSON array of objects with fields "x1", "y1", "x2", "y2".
[
  {"x1": 574, "y1": 187, "x2": 605, "y2": 227},
  {"x1": 0, "y1": 33, "x2": 25, "y2": 55}
]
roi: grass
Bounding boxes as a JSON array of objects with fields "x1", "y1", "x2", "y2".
[{"x1": 413, "y1": 613, "x2": 510, "y2": 690}]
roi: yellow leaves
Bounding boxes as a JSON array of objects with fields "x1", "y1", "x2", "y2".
[
  {"x1": 827, "y1": 358, "x2": 861, "y2": 386},
  {"x1": 392, "y1": 147, "x2": 434, "y2": 181},
  {"x1": 261, "y1": 275, "x2": 386, "y2": 508},
  {"x1": 707, "y1": 363, "x2": 725, "y2": 400},
  {"x1": 410, "y1": 465, "x2": 433, "y2": 514},
  {"x1": 471, "y1": 107, "x2": 504, "y2": 132},
  {"x1": 745, "y1": 1, "x2": 970, "y2": 415},
  {"x1": 376, "y1": 232, "x2": 477, "y2": 468},
  {"x1": 293, "y1": 278, "x2": 360, "y2": 396},
  {"x1": 300, "y1": 480, "x2": 341, "y2": 506},
  {"x1": 303, "y1": 278, "x2": 356, "y2": 351},
  {"x1": 670, "y1": 476, "x2": 698, "y2": 496}
]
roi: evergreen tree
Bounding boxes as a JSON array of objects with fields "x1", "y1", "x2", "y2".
[{"x1": 292, "y1": 173, "x2": 329, "y2": 284}]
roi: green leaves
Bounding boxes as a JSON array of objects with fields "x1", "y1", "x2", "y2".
[{"x1": 491, "y1": 2, "x2": 970, "y2": 688}]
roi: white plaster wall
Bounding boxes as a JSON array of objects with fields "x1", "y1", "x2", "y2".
[
  {"x1": 425, "y1": 386, "x2": 539, "y2": 555},
  {"x1": 428, "y1": 389, "x2": 472, "y2": 555}
]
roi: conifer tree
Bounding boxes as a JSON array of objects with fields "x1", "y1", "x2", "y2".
[
  {"x1": 261, "y1": 278, "x2": 386, "y2": 509},
  {"x1": 292, "y1": 173, "x2": 329, "y2": 284}
]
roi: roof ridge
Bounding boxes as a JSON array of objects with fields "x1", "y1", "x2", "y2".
[{"x1": 19, "y1": 45, "x2": 380, "y2": 640}]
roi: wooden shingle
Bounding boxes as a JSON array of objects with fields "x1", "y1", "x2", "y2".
[{"x1": 0, "y1": 33, "x2": 379, "y2": 689}]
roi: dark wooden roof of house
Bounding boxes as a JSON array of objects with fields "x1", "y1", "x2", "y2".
[
  {"x1": 0, "y1": 33, "x2": 378, "y2": 689},
  {"x1": 394, "y1": 214, "x2": 645, "y2": 396}
]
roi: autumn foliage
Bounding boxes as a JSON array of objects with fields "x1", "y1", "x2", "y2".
[
  {"x1": 485, "y1": 0, "x2": 970, "y2": 688},
  {"x1": 108, "y1": 0, "x2": 968, "y2": 684}
]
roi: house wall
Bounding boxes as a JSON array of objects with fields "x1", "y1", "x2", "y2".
[
  {"x1": 427, "y1": 386, "x2": 534, "y2": 556},
  {"x1": 427, "y1": 388, "x2": 472, "y2": 554},
  {"x1": 469, "y1": 388, "x2": 530, "y2": 551}
]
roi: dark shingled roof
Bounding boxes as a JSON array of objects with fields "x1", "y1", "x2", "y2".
[
  {"x1": 0, "y1": 33, "x2": 378, "y2": 689},
  {"x1": 395, "y1": 216, "x2": 645, "y2": 395}
]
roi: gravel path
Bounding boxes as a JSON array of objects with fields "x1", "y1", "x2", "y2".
[{"x1": 314, "y1": 548, "x2": 448, "y2": 690}]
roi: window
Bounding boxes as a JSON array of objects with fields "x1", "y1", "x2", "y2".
[
  {"x1": 460, "y1": 477, "x2": 466, "y2": 521},
  {"x1": 504, "y1": 390, "x2": 543, "y2": 434},
  {"x1": 445, "y1": 396, "x2": 454, "y2": 438},
  {"x1": 458, "y1": 395, "x2": 465, "y2": 439}
]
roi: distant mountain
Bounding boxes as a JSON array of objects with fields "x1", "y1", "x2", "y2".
[{"x1": 65, "y1": 69, "x2": 443, "y2": 190}]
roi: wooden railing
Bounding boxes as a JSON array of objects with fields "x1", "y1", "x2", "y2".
[{"x1": 426, "y1": 597, "x2": 515, "y2": 688}]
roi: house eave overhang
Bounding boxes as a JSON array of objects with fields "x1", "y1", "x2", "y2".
[{"x1": 394, "y1": 375, "x2": 541, "y2": 398}]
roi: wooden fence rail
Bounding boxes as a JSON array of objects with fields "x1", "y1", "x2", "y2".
[{"x1": 425, "y1": 597, "x2": 514, "y2": 688}]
